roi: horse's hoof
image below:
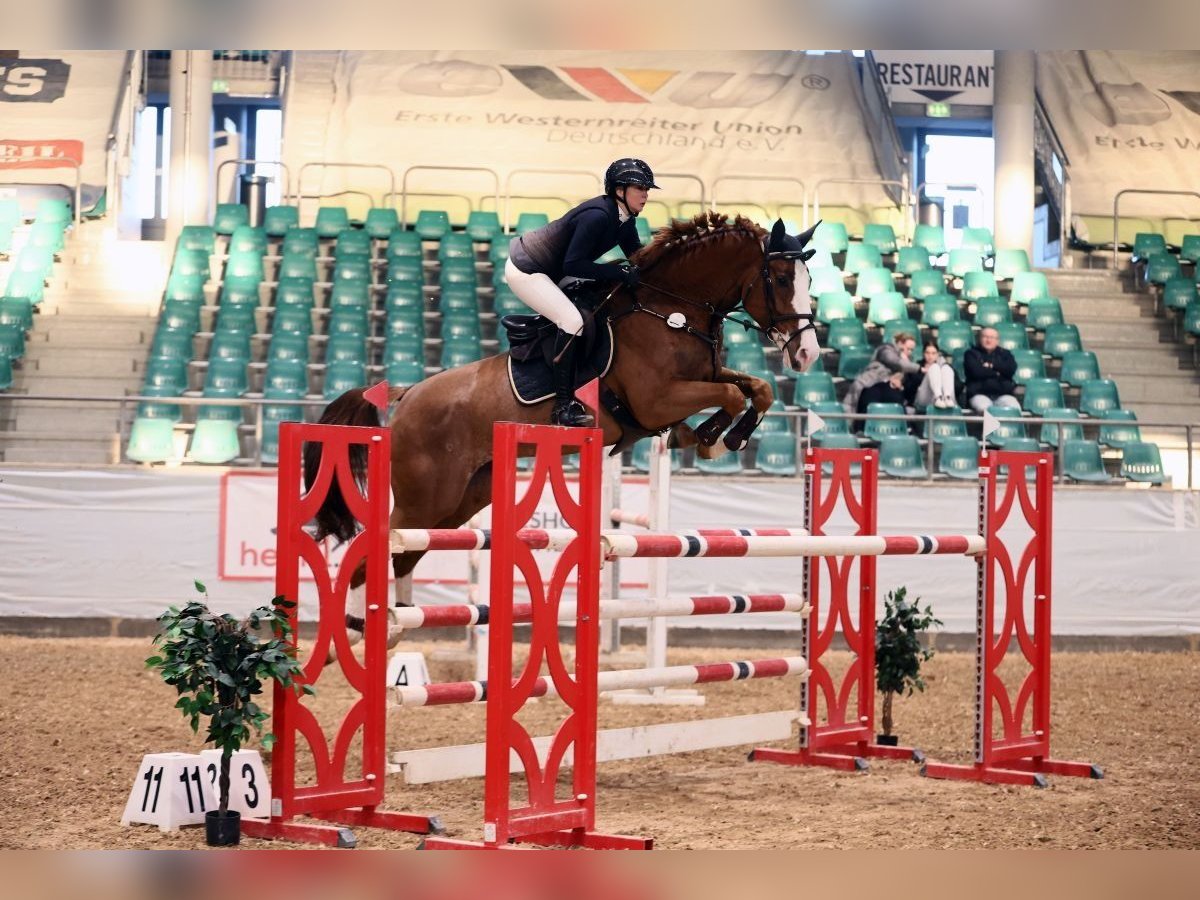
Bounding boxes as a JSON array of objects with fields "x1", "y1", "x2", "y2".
[{"x1": 694, "y1": 410, "x2": 733, "y2": 446}]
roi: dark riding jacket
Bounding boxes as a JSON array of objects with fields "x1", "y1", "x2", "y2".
[{"x1": 508, "y1": 196, "x2": 642, "y2": 285}]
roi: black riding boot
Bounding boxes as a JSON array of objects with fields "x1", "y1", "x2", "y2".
[{"x1": 551, "y1": 330, "x2": 594, "y2": 427}]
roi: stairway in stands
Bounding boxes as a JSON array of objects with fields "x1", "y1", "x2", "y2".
[
  {"x1": 1, "y1": 225, "x2": 165, "y2": 465},
  {"x1": 1049, "y1": 265, "x2": 1200, "y2": 455}
]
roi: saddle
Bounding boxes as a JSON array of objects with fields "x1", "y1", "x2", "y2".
[{"x1": 504, "y1": 289, "x2": 615, "y2": 406}]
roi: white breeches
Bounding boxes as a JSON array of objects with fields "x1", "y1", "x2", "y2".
[{"x1": 504, "y1": 258, "x2": 584, "y2": 335}]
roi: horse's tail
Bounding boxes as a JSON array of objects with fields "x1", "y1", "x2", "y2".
[{"x1": 303, "y1": 385, "x2": 406, "y2": 544}]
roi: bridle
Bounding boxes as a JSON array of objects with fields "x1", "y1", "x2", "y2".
[{"x1": 607, "y1": 234, "x2": 817, "y2": 378}]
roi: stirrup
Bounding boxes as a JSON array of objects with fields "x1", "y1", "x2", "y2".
[{"x1": 551, "y1": 399, "x2": 594, "y2": 428}]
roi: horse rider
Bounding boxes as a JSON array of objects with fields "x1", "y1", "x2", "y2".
[{"x1": 504, "y1": 158, "x2": 658, "y2": 426}]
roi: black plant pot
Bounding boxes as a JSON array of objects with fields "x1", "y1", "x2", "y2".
[
  {"x1": 206, "y1": 809, "x2": 241, "y2": 846},
  {"x1": 876, "y1": 734, "x2": 899, "y2": 747}
]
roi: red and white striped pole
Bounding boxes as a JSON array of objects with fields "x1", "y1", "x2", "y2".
[
  {"x1": 394, "y1": 656, "x2": 809, "y2": 708},
  {"x1": 601, "y1": 533, "x2": 985, "y2": 559}
]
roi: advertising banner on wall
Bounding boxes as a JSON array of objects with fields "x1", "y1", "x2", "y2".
[
  {"x1": 872, "y1": 51, "x2": 995, "y2": 106},
  {"x1": 0, "y1": 51, "x2": 128, "y2": 204},
  {"x1": 284, "y1": 51, "x2": 894, "y2": 221},
  {"x1": 1038, "y1": 51, "x2": 1200, "y2": 218}
]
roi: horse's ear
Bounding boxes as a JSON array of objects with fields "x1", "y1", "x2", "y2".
[
  {"x1": 769, "y1": 218, "x2": 787, "y2": 250},
  {"x1": 794, "y1": 220, "x2": 820, "y2": 249}
]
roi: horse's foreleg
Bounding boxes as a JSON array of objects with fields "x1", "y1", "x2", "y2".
[
  {"x1": 643, "y1": 380, "x2": 748, "y2": 460},
  {"x1": 716, "y1": 367, "x2": 775, "y2": 451}
]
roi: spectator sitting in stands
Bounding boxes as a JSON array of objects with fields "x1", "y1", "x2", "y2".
[
  {"x1": 844, "y1": 332, "x2": 921, "y2": 422},
  {"x1": 963, "y1": 326, "x2": 1019, "y2": 413},
  {"x1": 905, "y1": 341, "x2": 959, "y2": 410}
]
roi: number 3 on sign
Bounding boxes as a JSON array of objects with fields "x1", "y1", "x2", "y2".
[
  {"x1": 120, "y1": 753, "x2": 218, "y2": 832},
  {"x1": 199, "y1": 749, "x2": 271, "y2": 819}
]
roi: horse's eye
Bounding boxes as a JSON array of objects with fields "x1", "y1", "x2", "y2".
[{"x1": 775, "y1": 275, "x2": 790, "y2": 287}]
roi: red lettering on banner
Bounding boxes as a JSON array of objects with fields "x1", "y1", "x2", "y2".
[{"x1": 0, "y1": 139, "x2": 83, "y2": 168}]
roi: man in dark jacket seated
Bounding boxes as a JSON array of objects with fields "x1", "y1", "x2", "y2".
[{"x1": 963, "y1": 326, "x2": 1020, "y2": 413}]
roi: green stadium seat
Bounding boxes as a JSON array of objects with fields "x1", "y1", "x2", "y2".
[
  {"x1": 1010, "y1": 272, "x2": 1049, "y2": 304},
  {"x1": 275, "y1": 276, "x2": 316, "y2": 310},
  {"x1": 388, "y1": 229, "x2": 424, "y2": 260},
  {"x1": 1185, "y1": 301, "x2": 1200, "y2": 337},
  {"x1": 836, "y1": 346, "x2": 872, "y2": 381},
  {"x1": 855, "y1": 267, "x2": 895, "y2": 300},
  {"x1": 388, "y1": 258, "x2": 425, "y2": 287},
  {"x1": 791, "y1": 371, "x2": 837, "y2": 409},
  {"x1": 896, "y1": 246, "x2": 931, "y2": 276},
  {"x1": 385, "y1": 283, "x2": 424, "y2": 316},
  {"x1": 635, "y1": 217, "x2": 653, "y2": 244},
  {"x1": 1146, "y1": 253, "x2": 1181, "y2": 285},
  {"x1": 757, "y1": 399, "x2": 793, "y2": 435},
  {"x1": 806, "y1": 400, "x2": 849, "y2": 435},
  {"x1": 278, "y1": 254, "x2": 318, "y2": 282},
  {"x1": 272, "y1": 306, "x2": 312, "y2": 338},
  {"x1": 1179, "y1": 235, "x2": 1200, "y2": 265},
  {"x1": 489, "y1": 241, "x2": 510, "y2": 270},
  {"x1": 213, "y1": 203, "x2": 249, "y2": 235},
  {"x1": 937, "y1": 435, "x2": 979, "y2": 479},
  {"x1": 143, "y1": 356, "x2": 188, "y2": 394},
  {"x1": 815, "y1": 290, "x2": 855, "y2": 323},
  {"x1": 440, "y1": 264, "x2": 477, "y2": 292},
  {"x1": 0, "y1": 296, "x2": 34, "y2": 331},
  {"x1": 994, "y1": 322, "x2": 1029, "y2": 352},
  {"x1": 515, "y1": 212, "x2": 549, "y2": 235},
  {"x1": 1042, "y1": 323, "x2": 1082, "y2": 358},
  {"x1": 1132, "y1": 232, "x2": 1166, "y2": 260},
  {"x1": 14, "y1": 246, "x2": 54, "y2": 281},
  {"x1": 364, "y1": 208, "x2": 399, "y2": 239},
  {"x1": 136, "y1": 380, "x2": 183, "y2": 420},
  {"x1": 754, "y1": 432, "x2": 798, "y2": 475},
  {"x1": 441, "y1": 338, "x2": 482, "y2": 369},
  {"x1": 415, "y1": 209, "x2": 451, "y2": 240},
  {"x1": 267, "y1": 332, "x2": 309, "y2": 363},
  {"x1": 972, "y1": 296, "x2": 1011, "y2": 327},
  {"x1": 1062, "y1": 439, "x2": 1112, "y2": 483},
  {"x1": 961, "y1": 271, "x2": 1000, "y2": 300},
  {"x1": 913, "y1": 224, "x2": 946, "y2": 256},
  {"x1": 813, "y1": 221, "x2": 849, "y2": 254},
  {"x1": 864, "y1": 402, "x2": 908, "y2": 442},
  {"x1": 336, "y1": 229, "x2": 372, "y2": 259},
  {"x1": 985, "y1": 406, "x2": 1026, "y2": 448},
  {"x1": 992, "y1": 248, "x2": 1031, "y2": 280},
  {"x1": 219, "y1": 277, "x2": 261, "y2": 310},
  {"x1": 867, "y1": 291, "x2": 908, "y2": 325},
  {"x1": 161, "y1": 301, "x2": 201, "y2": 334},
  {"x1": 166, "y1": 273, "x2": 206, "y2": 304},
  {"x1": 804, "y1": 248, "x2": 833, "y2": 271},
  {"x1": 918, "y1": 294, "x2": 959, "y2": 328},
  {"x1": 924, "y1": 404, "x2": 967, "y2": 444},
  {"x1": 281, "y1": 228, "x2": 319, "y2": 258},
  {"x1": 727, "y1": 343, "x2": 766, "y2": 372},
  {"x1": 179, "y1": 225, "x2": 216, "y2": 253},
  {"x1": 1163, "y1": 277, "x2": 1199, "y2": 312},
  {"x1": 1021, "y1": 377, "x2": 1063, "y2": 414},
  {"x1": 696, "y1": 449, "x2": 745, "y2": 475},
  {"x1": 439, "y1": 233, "x2": 475, "y2": 261},
  {"x1": 189, "y1": 418, "x2": 241, "y2": 464},
  {"x1": 264, "y1": 358, "x2": 308, "y2": 397},
  {"x1": 947, "y1": 249, "x2": 983, "y2": 277},
  {"x1": 0, "y1": 323, "x2": 26, "y2": 360},
  {"x1": 260, "y1": 397, "x2": 305, "y2": 465},
  {"x1": 1038, "y1": 407, "x2": 1083, "y2": 448},
  {"x1": 225, "y1": 250, "x2": 264, "y2": 283},
  {"x1": 323, "y1": 359, "x2": 367, "y2": 398},
  {"x1": 28, "y1": 221, "x2": 66, "y2": 253},
  {"x1": 385, "y1": 357, "x2": 425, "y2": 387},
  {"x1": 862, "y1": 224, "x2": 897, "y2": 254},
  {"x1": 1079, "y1": 378, "x2": 1121, "y2": 417},
  {"x1": 35, "y1": 198, "x2": 71, "y2": 225},
  {"x1": 630, "y1": 437, "x2": 683, "y2": 473},
  {"x1": 172, "y1": 248, "x2": 210, "y2": 281},
  {"x1": 949, "y1": 347, "x2": 968, "y2": 381},
  {"x1": 214, "y1": 304, "x2": 256, "y2": 335},
  {"x1": 209, "y1": 332, "x2": 252, "y2": 366},
  {"x1": 1012, "y1": 348, "x2": 1046, "y2": 385},
  {"x1": 1025, "y1": 297, "x2": 1064, "y2": 331},
  {"x1": 1119, "y1": 441, "x2": 1165, "y2": 484},
  {"x1": 493, "y1": 285, "x2": 525, "y2": 317},
  {"x1": 877, "y1": 434, "x2": 927, "y2": 478},
  {"x1": 326, "y1": 330, "x2": 368, "y2": 364},
  {"x1": 844, "y1": 243, "x2": 882, "y2": 276},
  {"x1": 466, "y1": 211, "x2": 503, "y2": 243},
  {"x1": 315, "y1": 206, "x2": 350, "y2": 238},
  {"x1": 825, "y1": 318, "x2": 868, "y2": 351},
  {"x1": 228, "y1": 225, "x2": 267, "y2": 255},
  {"x1": 150, "y1": 328, "x2": 193, "y2": 363},
  {"x1": 1059, "y1": 350, "x2": 1100, "y2": 387},
  {"x1": 126, "y1": 417, "x2": 177, "y2": 463},
  {"x1": 385, "y1": 327, "x2": 424, "y2": 360},
  {"x1": 935, "y1": 320, "x2": 974, "y2": 354},
  {"x1": 960, "y1": 227, "x2": 994, "y2": 256},
  {"x1": 329, "y1": 280, "x2": 370, "y2": 311},
  {"x1": 808, "y1": 267, "x2": 846, "y2": 298},
  {"x1": 908, "y1": 269, "x2": 946, "y2": 300},
  {"x1": 333, "y1": 257, "x2": 371, "y2": 285},
  {"x1": 205, "y1": 356, "x2": 248, "y2": 395},
  {"x1": 1098, "y1": 409, "x2": 1142, "y2": 449},
  {"x1": 263, "y1": 205, "x2": 299, "y2": 237},
  {"x1": 440, "y1": 285, "x2": 479, "y2": 315}
]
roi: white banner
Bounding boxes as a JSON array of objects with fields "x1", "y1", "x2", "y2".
[
  {"x1": 1037, "y1": 51, "x2": 1200, "y2": 218},
  {"x1": 1, "y1": 467, "x2": 1198, "y2": 636},
  {"x1": 873, "y1": 52, "x2": 995, "y2": 106},
  {"x1": 284, "y1": 51, "x2": 894, "y2": 222},
  {"x1": 0, "y1": 51, "x2": 128, "y2": 201}
]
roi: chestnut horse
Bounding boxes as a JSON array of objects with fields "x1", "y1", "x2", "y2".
[{"x1": 307, "y1": 212, "x2": 820, "y2": 632}]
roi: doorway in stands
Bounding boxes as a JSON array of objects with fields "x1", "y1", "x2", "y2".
[{"x1": 920, "y1": 134, "x2": 995, "y2": 251}]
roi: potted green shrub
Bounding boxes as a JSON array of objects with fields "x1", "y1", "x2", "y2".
[
  {"x1": 875, "y1": 586, "x2": 942, "y2": 746},
  {"x1": 146, "y1": 581, "x2": 309, "y2": 846}
]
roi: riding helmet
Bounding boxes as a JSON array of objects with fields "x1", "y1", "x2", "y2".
[{"x1": 604, "y1": 158, "x2": 660, "y2": 194}]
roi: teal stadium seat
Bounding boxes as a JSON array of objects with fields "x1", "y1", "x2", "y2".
[
  {"x1": 1120, "y1": 441, "x2": 1166, "y2": 484},
  {"x1": 862, "y1": 224, "x2": 897, "y2": 254},
  {"x1": 263, "y1": 205, "x2": 299, "y2": 237},
  {"x1": 213, "y1": 203, "x2": 248, "y2": 235},
  {"x1": 315, "y1": 206, "x2": 351, "y2": 238},
  {"x1": 877, "y1": 435, "x2": 927, "y2": 478}
]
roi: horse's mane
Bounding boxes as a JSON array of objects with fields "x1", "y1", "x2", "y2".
[{"x1": 633, "y1": 211, "x2": 766, "y2": 269}]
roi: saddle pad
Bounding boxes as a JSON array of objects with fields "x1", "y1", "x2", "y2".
[{"x1": 508, "y1": 318, "x2": 615, "y2": 406}]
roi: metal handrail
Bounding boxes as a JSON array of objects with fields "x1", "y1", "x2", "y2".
[
  {"x1": 294, "y1": 162, "x2": 397, "y2": 220},
  {"x1": 392, "y1": 164, "x2": 501, "y2": 228},
  {"x1": 711, "y1": 175, "x2": 807, "y2": 227},
  {"x1": 215, "y1": 158, "x2": 293, "y2": 202},
  {"x1": 1111, "y1": 189, "x2": 1200, "y2": 268},
  {"x1": 812, "y1": 177, "x2": 909, "y2": 235},
  {"x1": 503, "y1": 168, "x2": 603, "y2": 232}
]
